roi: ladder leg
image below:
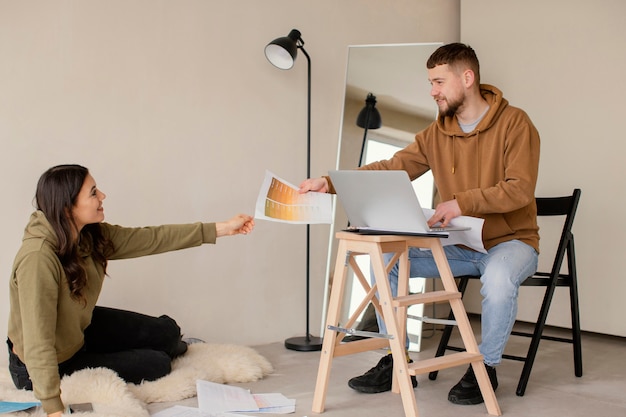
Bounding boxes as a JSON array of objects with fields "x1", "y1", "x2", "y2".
[
  {"x1": 312, "y1": 240, "x2": 350, "y2": 413},
  {"x1": 471, "y1": 361, "x2": 502, "y2": 416},
  {"x1": 370, "y1": 242, "x2": 419, "y2": 417},
  {"x1": 429, "y1": 277, "x2": 471, "y2": 380}
]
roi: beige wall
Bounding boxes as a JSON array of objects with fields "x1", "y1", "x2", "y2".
[
  {"x1": 460, "y1": 0, "x2": 626, "y2": 336},
  {"x1": 0, "y1": 0, "x2": 460, "y2": 364}
]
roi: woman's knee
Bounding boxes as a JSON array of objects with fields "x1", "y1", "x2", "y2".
[{"x1": 157, "y1": 315, "x2": 187, "y2": 358}]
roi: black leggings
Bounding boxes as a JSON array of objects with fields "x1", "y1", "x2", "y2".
[{"x1": 7, "y1": 306, "x2": 188, "y2": 390}]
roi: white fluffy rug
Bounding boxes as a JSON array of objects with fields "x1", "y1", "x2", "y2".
[{"x1": 0, "y1": 343, "x2": 273, "y2": 416}]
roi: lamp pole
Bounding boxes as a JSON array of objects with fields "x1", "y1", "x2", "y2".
[
  {"x1": 265, "y1": 30, "x2": 322, "y2": 352},
  {"x1": 283, "y1": 44, "x2": 323, "y2": 352}
]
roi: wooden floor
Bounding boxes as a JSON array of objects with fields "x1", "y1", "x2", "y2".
[{"x1": 148, "y1": 318, "x2": 626, "y2": 417}]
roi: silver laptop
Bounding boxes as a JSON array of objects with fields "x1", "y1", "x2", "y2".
[{"x1": 328, "y1": 170, "x2": 470, "y2": 237}]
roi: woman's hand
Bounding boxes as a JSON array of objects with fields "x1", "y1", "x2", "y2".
[
  {"x1": 216, "y1": 214, "x2": 255, "y2": 237},
  {"x1": 48, "y1": 411, "x2": 63, "y2": 417}
]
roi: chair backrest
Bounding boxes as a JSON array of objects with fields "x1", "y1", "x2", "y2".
[
  {"x1": 536, "y1": 189, "x2": 581, "y2": 217},
  {"x1": 533, "y1": 189, "x2": 582, "y2": 283}
]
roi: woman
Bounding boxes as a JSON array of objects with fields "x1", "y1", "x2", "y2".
[{"x1": 6, "y1": 164, "x2": 255, "y2": 417}]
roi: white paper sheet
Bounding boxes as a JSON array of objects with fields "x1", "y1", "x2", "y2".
[
  {"x1": 255, "y1": 170, "x2": 332, "y2": 224},
  {"x1": 196, "y1": 380, "x2": 258, "y2": 413},
  {"x1": 422, "y1": 209, "x2": 486, "y2": 253},
  {"x1": 195, "y1": 380, "x2": 296, "y2": 415},
  {"x1": 151, "y1": 405, "x2": 246, "y2": 417},
  {"x1": 253, "y1": 393, "x2": 296, "y2": 413}
]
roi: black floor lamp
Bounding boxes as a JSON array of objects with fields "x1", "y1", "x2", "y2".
[{"x1": 265, "y1": 29, "x2": 323, "y2": 352}]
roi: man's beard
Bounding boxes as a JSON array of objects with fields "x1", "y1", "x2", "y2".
[{"x1": 438, "y1": 95, "x2": 464, "y2": 118}]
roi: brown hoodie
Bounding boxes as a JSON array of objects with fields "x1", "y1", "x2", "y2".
[{"x1": 335, "y1": 84, "x2": 540, "y2": 252}]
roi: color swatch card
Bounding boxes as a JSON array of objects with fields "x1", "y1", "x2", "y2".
[{"x1": 255, "y1": 170, "x2": 332, "y2": 224}]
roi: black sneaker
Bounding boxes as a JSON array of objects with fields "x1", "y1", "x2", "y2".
[
  {"x1": 348, "y1": 353, "x2": 418, "y2": 393},
  {"x1": 448, "y1": 364, "x2": 498, "y2": 405}
]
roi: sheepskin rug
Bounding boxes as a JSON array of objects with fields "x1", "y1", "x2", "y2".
[{"x1": 0, "y1": 343, "x2": 273, "y2": 416}]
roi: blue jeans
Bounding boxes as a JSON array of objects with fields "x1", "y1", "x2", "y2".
[{"x1": 373, "y1": 240, "x2": 538, "y2": 366}]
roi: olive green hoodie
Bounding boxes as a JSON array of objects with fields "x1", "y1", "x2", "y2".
[
  {"x1": 8, "y1": 211, "x2": 217, "y2": 414},
  {"x1": 331, "y1": 84, "x2": 540, "y2": 252}
]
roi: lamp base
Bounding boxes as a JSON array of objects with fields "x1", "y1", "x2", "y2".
[{"x1": 284, "y1": 335, "x2": 323, "y2": 352}]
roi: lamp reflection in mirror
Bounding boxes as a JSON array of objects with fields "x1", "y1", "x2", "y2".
[{"x1": 356, "y1": 92, "x2": 382, "y2": 167}]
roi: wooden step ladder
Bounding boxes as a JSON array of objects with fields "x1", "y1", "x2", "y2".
[{"x1": 312, "y1": 232, "x2": 501, "y2": 417}]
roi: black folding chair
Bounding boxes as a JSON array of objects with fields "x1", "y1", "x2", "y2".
[{"x1": 428, "y1": 189, "x2": 582, "y2": 396}]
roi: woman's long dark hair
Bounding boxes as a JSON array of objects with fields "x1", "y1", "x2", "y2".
[{"x1": 35, "y1": 164, "x2": 113, "y2": 302}]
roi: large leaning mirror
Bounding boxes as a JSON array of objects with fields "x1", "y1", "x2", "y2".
[{"x1": 322, "y1": 43, "x2": 442, "y2": 351}]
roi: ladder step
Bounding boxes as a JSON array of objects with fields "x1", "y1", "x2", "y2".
[
  {"x1": 327, "y1": 325, "x2": 394, "y2": 339},
  {"x1": 407, "y1": 314, "x2": 457, "y2": 326},
  {"x1": 407, "y1": 352, "x2": 483, "y2": 375},
  {"x1": 393, "y1": 290, "x2": 461, "y2": 307}
]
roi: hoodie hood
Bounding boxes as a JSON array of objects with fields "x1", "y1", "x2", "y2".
[
  {"x1": 24, "y1": 210, "x2": 99, "y2": 257},
  {"x1": 436, "y1": 84, "x2": 509, "y2": 138},
  {"x1": 23, "y1": 210, "x2": 58, "y2": 248},
  {"x1": 434, "y1": 84, "x2": 510, "y2": 174}
]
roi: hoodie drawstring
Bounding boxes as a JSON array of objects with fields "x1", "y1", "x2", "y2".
[{"x1": 452, "y1": 136, "x2": 456, "y2": 174}]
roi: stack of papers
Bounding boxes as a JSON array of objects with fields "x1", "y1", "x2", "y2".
[{"x1": 151, "y1": 380, "x2": 296, "y2": 417}]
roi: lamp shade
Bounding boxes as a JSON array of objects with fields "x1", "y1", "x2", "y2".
[
  {"x1": 264, "y1": 29, "x2": 301, "y2": 70},
  {"x1": 356, "y1": 93, "x2": 382, "y2": 129}
]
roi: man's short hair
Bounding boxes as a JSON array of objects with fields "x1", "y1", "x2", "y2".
[{"x1": 427, "y1": 43, "x2": 481, "y2": 85}]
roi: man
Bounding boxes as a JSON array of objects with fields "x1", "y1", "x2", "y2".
[{"x1": 299, "y1": 43, "x2": 540, "y2": 405}]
